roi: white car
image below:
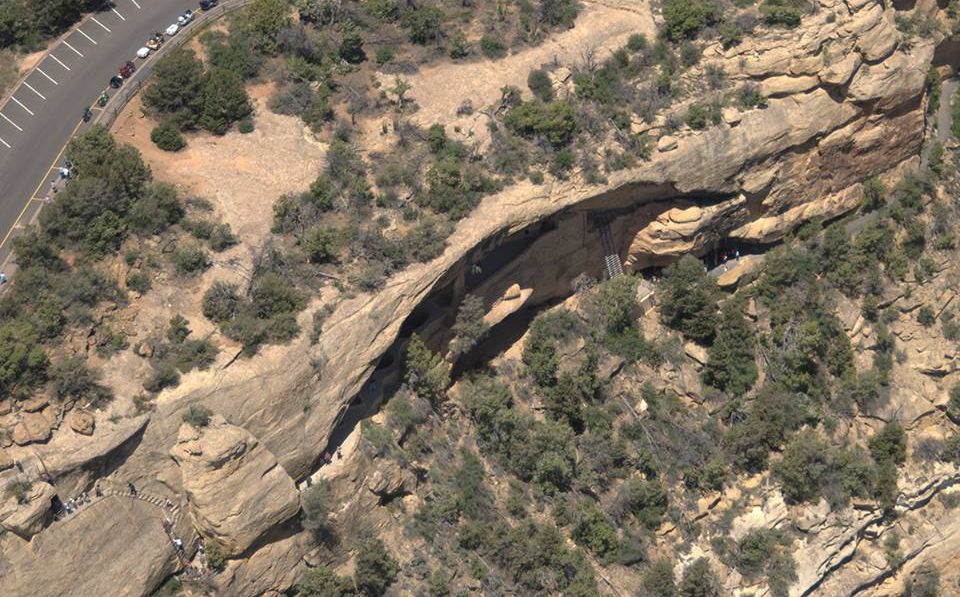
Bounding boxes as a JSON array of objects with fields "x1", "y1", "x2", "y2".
[
  {"x1": 178, "y1": 10, "x2": 194, "y2": 26},
  {"x1": 165, "y1": 23, "x2": 179, "y2": 37},
  {"x1": 136, "y1": 47, "x2": 150, "y2": 59}
]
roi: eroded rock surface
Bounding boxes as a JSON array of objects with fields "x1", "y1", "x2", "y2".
[
  {"x1": 1, "y1": 497, "x2": 179, "y2": 597},
  {"x1": 169, "y1": 415, "x2": 300, "y2": 555}
]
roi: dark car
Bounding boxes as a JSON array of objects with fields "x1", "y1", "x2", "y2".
[
  {"x1": 199, "y1": 0, "x2": 218, "y2": 10},
  {"x1": 109, "y1": 76, "x2": 124, "y2": 89},
  {"x1": 119, "y1": 61, "x2": 135, "y2": 78}
]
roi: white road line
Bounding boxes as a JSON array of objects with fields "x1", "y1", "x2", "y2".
[
  {"x1": 35, "y1": 67, "x2": 59, "y2": 85},
  {"x1": 129, "y1": 0, "x2": 141, "y2": 9},
  {"x1": 91, "y1": 17, "x2": 111, "y2": 32},
  {"x1": 0, "y1": 137, "x2": 10, "y2": 149},
  {"x1": 77, "y1": 30, "x2": 98, "y2": 46},
  {"x1": 112, "y1": 7, "x2": 126, "y2": 21},
  {"x1": 0, "y1": 113, "x2": 23, "y2": 131},
  {"x1": 10, "y1": 97, "x2": 34, "y2": 116},
  {"x1": 49, "y1": 55, "x2": 71, "y2": 71},
  {"x1": 62, "y1": 40, "x2": 84, "y2": 57},
  {"x1": 22, "y1": 82, "x2": 46, "y2": 101}
]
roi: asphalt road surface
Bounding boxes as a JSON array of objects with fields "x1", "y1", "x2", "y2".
[{"x1": 0, "y1": 0, "x2": 201, "y2": 268}]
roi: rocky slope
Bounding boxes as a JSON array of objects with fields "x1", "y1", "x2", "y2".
[{"x1": 1, "y1": 0, "x2": 956, "y2": 594}]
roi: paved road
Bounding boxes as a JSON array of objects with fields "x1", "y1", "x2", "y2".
[{"x1": 0, "y1": 0, "x2": 200, "y2": 267}]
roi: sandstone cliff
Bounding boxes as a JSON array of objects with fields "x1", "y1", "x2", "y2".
[{"x1": 1, "y1": 0, "x2": 954, "y2": 593}]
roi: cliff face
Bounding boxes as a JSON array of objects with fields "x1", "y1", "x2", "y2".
[{"x1": 0, "y1": 0, "x2": 950, "y2": 594}]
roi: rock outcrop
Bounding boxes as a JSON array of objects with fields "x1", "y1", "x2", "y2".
[
  {"x1": 1, "y1": 497, "x2": 180, "y2": 597},
  {"x1": 169, "y1": 415, "x2": 300, "y2": 555},
  {"x1": 0, "y1": 481, "x2": 54, "y2": 539}
]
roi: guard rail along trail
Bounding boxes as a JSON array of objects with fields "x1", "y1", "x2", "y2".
[{"x1": 93, "y1": 0, "x2": 254, "y2": 129}]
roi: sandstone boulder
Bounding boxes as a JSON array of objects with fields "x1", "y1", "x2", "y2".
[
  {"x1": 0, "y1": 480, "x2": 54, "y2": 539},
  {"x1": 12, "y1": 410, "x2": 53, "y2": 446},
  {"x1": 366, "y1": 459, "x2": 415, "y2": 500},
  {"x1": 758, "y1": 75, "x2": 819, "y2": 98},
  {"x1": 169, "y1": 415, "x2": 300, "y2": 555},
  {"x1": 819, "y1": 53, "x2": 862, "y2": 87},
  {"x1": 657, "y1": 135, "x2": 678, "y2": 152},
  {"x1": 21, "y1": 395, "x2": 48, "y2": 413},
  {"x1": 0, "y1": 448, "x2": 12, "y2": 471},
  {"x1": 67, "y1": 409, "x2": 95, "y2": 436}
]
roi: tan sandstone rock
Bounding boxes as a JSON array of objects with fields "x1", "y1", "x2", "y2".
[
  {"x1": 169, "y1": 415, "x2": 300, "y2": 555},
  {"x1": 657, "y1": 135, "x2": 678, "y2": 152},
  {"x1": 1, "y1": 496, "x2": 180, "y2": 597},
  {"x1": 758, "y1": 75, "x2": 819, "y2": 98},
  {"x1": 0, "y1": 480, "x2": 55, "y2": 539},
  {"x1": 12, "y1": 411, "x2": 53, "y2": 446},
  {"x1": 67, "y1": 409, "x2": 95, "y2": 436}
]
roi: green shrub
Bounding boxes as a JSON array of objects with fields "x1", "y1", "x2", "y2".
[
  {"x1": 450, "y1": 294, "x2": 489, "y2": 355},
  {"x1": 376, "y1": 45, "x2": 395, "y2": 64},
  {"x1": 658, "y1": 254, "x2": 719, "y2": 343},
  {"x1": 170, "y1": 244, "x2": 211, "y2": 274},
  {"x1": 200, "y1": 67, "x2": 253, "y2": 135},
  {"x1": 917, "y1": 306, "x2": 935, "y2": 327},
  {"x1": 208, "y1": 223, "x2": 238, "y2": 252},
  {"x1": 760, "y1": 0, "x2": 807, "y2": 28},
  {"x1": 679, "y1": 557, "x2": 721, "y2": 597},
  {"x1": 182, "y1": 405, "x2": 213, "y2": 427},
  {"x1": 686, "y1": 104, "x2": 708, "y2": 130},
  {"x1": 405, "y1": 334, "x2": 450, "y2": 403},
  {"x1": 238, "y1": 118, "x2": 254, "y2": 134},
  {"x1": 627, "y1": 33, "x2": 648, "y2": 52},
  {"x1": 618, "y1": 477, "x2": 668, "y2": 529},
  {"x1": 480, "y1": 35, "x2": 506, "y2": 59},
  {"x1": 151, "y1": 121, "x2": 186, "y2": 151},
  {"x1": 295, "y1": 565, "x2": 356, "y2": 596},
  {"x1": 338, "y1": 21, "x2": 365, "y2": 63},
  {"x1": 528, "y1": 68, "x2": 554, "y2": 102},
  {"x1": 869, "y1": 422, "x2": 907, "y2": 466},
  {"x1": 403, "y1": 6, "x2": 444, "y2": 45},
  {"x1": 571, "y1": 501, "x2": 619, "y2": 558},
  {"x1": 354, "y1": 539, "x2": 399, "y2": 597},
  {"x1": 125, "y1": 270, "x2": 151, "y2": 293},
  {"x1": 143, "y1": 47, "x2": 205, "y2": 128},
  {"x1": 504, "y1": 100, "x2": 577, "y2": 147},
  {"x1": 203, "y1": 29, "x2": 262, "y2": 79},
  {"x1": 642, "y1": 559, "x2": 677, "y2": 597},
  {"x1": 540, "y1": 0, "x2": 579, "y2": 27},
  {"x1": 718, "y1": 20, "x2": 743, "y2": 48},
  {"x1": 144, "y1": 364, "x2": 180, "y2": 392},
  {"x1": 304, "y1": 227, "x2": 339, "y2": 264},
  {"x1": 702, "y1": 298, "x2": 757, "y2": 396},
  {"x1": 735, "y1": 529, "x2": 797, "y2": 597},
  {"x1": 50, "y1": 356, "x2": 112, "y2": 406},
  {"x1": 204, "y1": 539, "x2": 227, "y2": 572},
  {"x1": 662, "y1": 0, "x2": 718, "y2": 41},
  {"x1": 202, "y1": 282, "x2": 242, "y2": 322},
  {"x1": 301, "y1": 481, "x2": 335, "y2": 540}
]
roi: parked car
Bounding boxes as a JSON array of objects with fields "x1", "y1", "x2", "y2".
[
  {"x1": 146, "y1": 33, "x2": 164, "y2": 51},
  {"x1": 109, "y1": 76, "x2": 124, "y2": 89},
  {"x1": 178, "y1": 10, "x2": 194, "y2": 26},
  {"x1": 119, "y1": 61, "x2": 136, "y2": 78},
  {"x1": 199, "y1": 0, "x2": 218, "y2": 11},
  {"x1": 165, "y1": 23, "x2": 179, "y2": 37},
  {"x1": 136, "y1": 46, "x2": 150, "y2": 59}
]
